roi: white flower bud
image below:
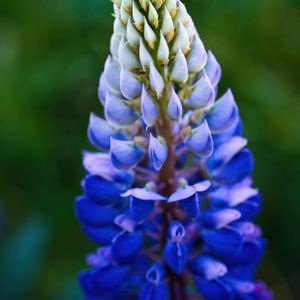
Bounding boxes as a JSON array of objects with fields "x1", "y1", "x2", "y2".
[
  {"x1": 110, "y1": 34, "x2": 121, "y2": 60},
  {"x1": 170, "y1": 48, "x2": 188, "y2": 83},
  {"x1": 113, "y1": 3, "x2": 120, "y2": 17},
  {"x1": 114, "y1": 16, "x2": 126, "y2": 40},
  {"x1": 165, "y1": 0, "x2": 177, "y2": 18},
  {"x1": 127, "y1": 18, "x2": 140, "y2": 46},
  {"x1": 119, "y1": 37, "x2": 141, "y2": 70},
  {"x1": 148, "y1": 1, "x2": 159, "y2": 28},
  {"x1": 149, "y1": 62, "x2": 165, "y2": 98},
  {"x1": 139, "y1": 0, "x2": 149, "y2": 11},
  {"x1": 120, "y1": 6, "x2": 130, "y2": 24},
  {"x1": 152, "y1": 0, "x2": 163, "y2": 9},
  {"x1": 144, "y1": 18, "x2": 157, "y2": 49},
  {"x1": 174, "y1": 1, "x2": 190, "y2": 25},
  {"x1": 132, "y1": 2, "x2": 144, "y2": 31},
  {"x1": 139, "y1": 38, "x2": 153, "y2": 69},
  {"x1": 171, "y1": 22, "x2": 190, "y2": 55},
  {"x1": 157, "y1": 31, "x2": 169, "y2": 64},
  {"x1": 187, "y1": 34, "x2": 207, "y2": 73},
  {"x1": 122, "y1": 0, "x2": 132, "y2": 12},
  {"x1": 161, "y1": 6, "x2": 174, "y2": 42}
]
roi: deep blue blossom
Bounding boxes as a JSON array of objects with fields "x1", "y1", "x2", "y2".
[{"x1": 75, "y1": 1, "x2": 272, "y2": 299}]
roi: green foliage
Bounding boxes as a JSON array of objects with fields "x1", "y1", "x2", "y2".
[{"x1": 0, "y1": 0, "x2": 299, "y2": 298}]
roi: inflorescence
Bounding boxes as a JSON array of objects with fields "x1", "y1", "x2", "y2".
[{"x1": 74, "y1": 0, "x2": 273, "y2": 299}]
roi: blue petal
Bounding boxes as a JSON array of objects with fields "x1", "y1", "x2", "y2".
[
  {"x1": 169, "y1": 221, "x2": 186, "y2": 242},
  {"x1": 86, "y1": 247, "x2": 113, "y2": 269},
  {"x1": 79, "y1": 270, "x2": 97, "y2": 296},
  {"x1": 122, "y1": 188, "x2": 166, "y2": 201},
  {"x1": 206, "y1": 137, "x2": 248, "y2": 171},
  {"x1": 112, "y1": 231, "x2": 144, "y2": 263},
  {"x1": 110, "y1": 138, "x2": 144, "y2": 170},
  {"x1": 88, "y1": 113, "x2": 124, "y2": 150},
  {"x1": 186, "y1": 71, "x2": 215, "y2": 109},
  {"x1": 146, "y1": 263, "x2": 166, "y2": 284},
  {"x1": 129, "y1": 196, "x2": 155, "y2": 222},
  {"x1": 83, "y1": 152, "x2": 133, "y2": 188},
  {"x1": 82, "y1": 175, "x2": 122, "y2": 204},
  {"x1": 98, "y1": 73, "x2": 108, "y2": 105},
  {"x1": 191, "y1": 256, "x2": 227, "y2": 280},
  {"x1": 75, "y1": 196, "x2": 119, "y2": 227},
  {"x1": 114, "y1": 213, "x2": 136, "y2": 233},
  {"x1": 163, "y1": 241, "x2": 188, "y2": 274},
  {"x1": 150, "y1": 62, "x2": 165, "y2": 98},
  {"x1": 208, "y1": 180, "x2": 258, "y2": 208},
  {"x1": 139, "y1": 283, "x2": 168, "y2": 300},
  {"x1": 236, "y1": 195, "x2": 262, "y2": 220},
  {"x1": 148, "y1": 134, "x2": 168, "y2": 171},
  {"x1": 224, "y1": 240, "x2": 264, "y2": 267},
  {"x1": 206, "y1": 89, "x2": 239, "y2": 133},
  {"x1": 103, "y1": 56, "x2": 121, "y2": 93},
  {"x1": 141, "y1": 86, "x2": 159, "y2": 126},
  {"x1": 224, "y1": 278, "x2": 256, "y2": 297},
  {"x1": 179, "y1": 194, "x2": 201, "y2": 220},
  {"x1": 168, "y1": 186, "x2": 196, "y2": 202},
  {"x1": 204, "y1": 50, "x2": 222, "y2": 88},
  {"x1": 187, "y1": 34, "x2": 207, "y2": 73},
  {"x1": 167, "y1": 87, "x2": 183, "y2": 122},
  {"x1": 105, "y1": 92, "x2": 139, "y2": 127},
  {"x1": 184, "y1": 120, "x2": 214, "y2": 157},
  {"x1": 92, "y1": 266, "x2": 131, "y2": 291},
  {"x1": 202, "y1": 227, "x2": 243, "y2": 257},
  {"x1": 211, "y1": 149, "x2": 254, "y2": 184},
  {"x1": 201, "y1": 208, "x2": 241, "y2": 229},
  {"x1": 120, "y1": 65, "x2": 143, "y2": 99},
  {"x1": 81, "y1": 224, "x2": 119, "y2": 244},
  {"x1": 170, "y1": 48, "x2": 188, "y2": 83},
  {"x1": 194, "y1": 277, "x2": 232, "y2": 300}
]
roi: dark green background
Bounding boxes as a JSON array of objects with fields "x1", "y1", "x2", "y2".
[{"x1": 0, "y1": 0, "x2": 299, "y2": 299}]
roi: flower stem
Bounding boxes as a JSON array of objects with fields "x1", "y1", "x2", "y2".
[{"x1": 157, "y1": 115, "x2": 188, "y2": 300}]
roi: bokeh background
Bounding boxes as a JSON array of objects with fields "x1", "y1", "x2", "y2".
[{"x1": 0, "y1": 0, "x2": 299, "y2": 299}]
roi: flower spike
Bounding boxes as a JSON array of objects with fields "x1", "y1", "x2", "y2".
[{"x1": 75, "y1": 1, "x2": 272, "y2": 299}]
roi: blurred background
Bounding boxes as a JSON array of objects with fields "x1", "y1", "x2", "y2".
[{"x1": 0, "y1": 0, "x2": 299, "y2": 299}]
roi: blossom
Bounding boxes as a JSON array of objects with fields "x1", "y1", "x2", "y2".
[{"x1": 75, "y1": 1, "x2": 272, "y2": 299}]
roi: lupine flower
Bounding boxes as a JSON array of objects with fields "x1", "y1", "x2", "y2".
[{"x1": 75, "y1": 1, "x2": 272, "y2": 299}]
